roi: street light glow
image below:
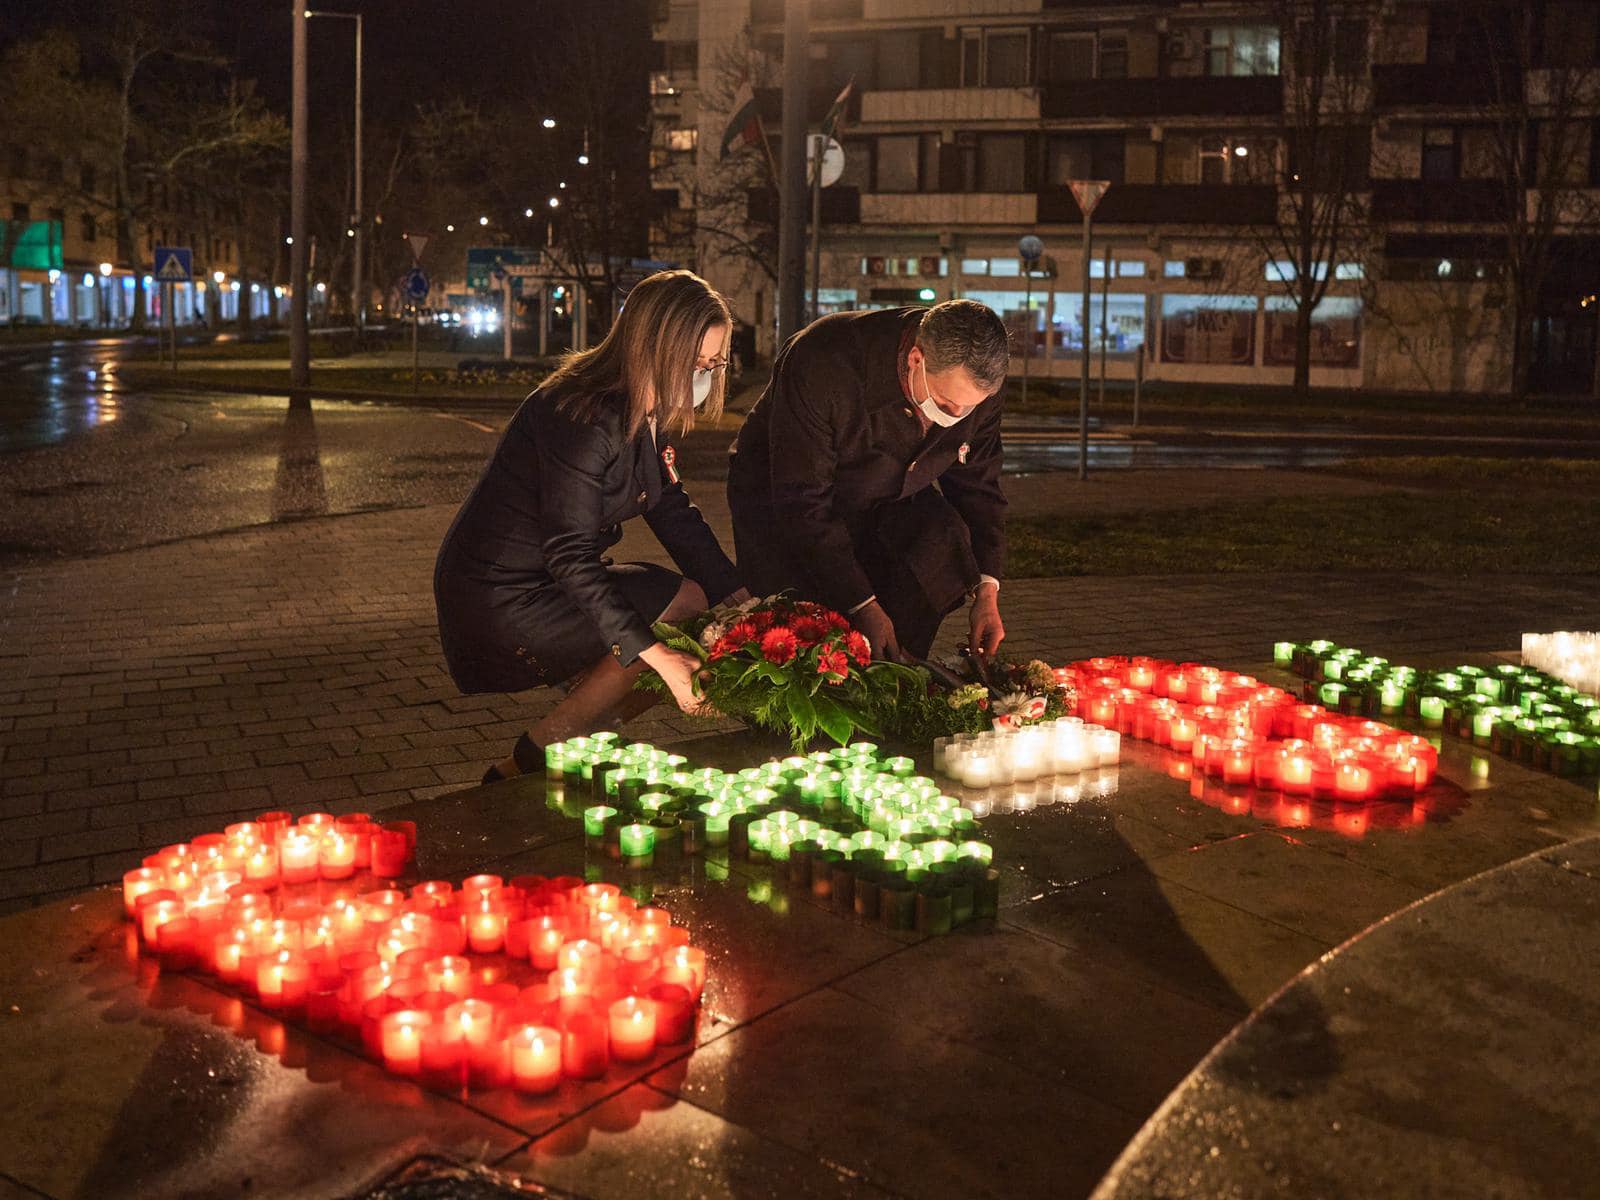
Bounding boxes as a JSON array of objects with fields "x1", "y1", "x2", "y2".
[
  {"x1": 578, "y1": 154, "x2": 589, "y2": 165},
  {"x1": 1234, "y1": 145, "x2": 1249, "y2": 157},
  {"x1": 524, "y1": 207, "x2": 534, "y2": 218},
  {"x1": 548, "y1": 197, "x2": 560, "y2": 208},
  {"x1": 479, "y1": 215, "x2": 488, "y2": 226},
  {"x1": 98, "y1": 261, "x2": 113, "y2": 276},
  {"x1": 559, "y1": 181, "x2": 567, "y2": 189},
  {"x1": 213, "y1": 270, "x2": 225, "y2": 284},
  {"x1": 446, "y1": 223, "x2": 455, "y2": 232},
  {"x1": 284, "y1": 236, "x2": 294, "y2": 245},
  {"x1": 542, "y1": 117, "x2": 556, "y2": 129},
  {"x1": 316, "y1": 281, "x2": 327, "y2": 293},
  {"x1": 346, "y1": 228, "x2": 355, "y2": 237}
]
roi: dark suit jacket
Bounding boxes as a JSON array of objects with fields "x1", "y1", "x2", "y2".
[
  {"x1": 436, "y1": 387, "x2": 740, "y2": 667},
  {"x1": 727, "y1": 307, "x2": 1006, "y2": 614}
]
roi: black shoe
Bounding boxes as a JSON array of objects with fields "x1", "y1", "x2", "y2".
[{"x1": 512, "y1": 732, "x2": 543, "y2": 774}]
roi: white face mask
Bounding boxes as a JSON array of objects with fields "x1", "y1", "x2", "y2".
[
  {"x1": 692, "y1": 368, "x2": 715, "y2": 409},
  {"x1": 915, "y1": 359, "x2": 965, "y2": 428}
]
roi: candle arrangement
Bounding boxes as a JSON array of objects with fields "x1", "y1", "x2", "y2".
[
  {"x1": 1520, "y1": 631, "x2": 1600, "y2": 697},
  {"x1": 1057, "y1": 655, "x2": 1440, "y2": 803},
  {"x1": 1279, "y1": 640, "x2": 1600, "y2": 779},
  {"x1": 933, "y1": 718, "x2": 1121, "y2": 788},
  {"x1": 547, "y1": 733, "x2": 1001, "y2": 936},
  {"x1": 122, "y1": 811, "x2": 706, "y2": 1094}
]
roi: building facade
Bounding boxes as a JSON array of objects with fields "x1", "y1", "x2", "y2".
[
  {"x1": 650, "y1": 0, "x2": 1600, "y2": 395},
  {"x1": 1, "y1": 146, "x2": 287, "y2": 330}
]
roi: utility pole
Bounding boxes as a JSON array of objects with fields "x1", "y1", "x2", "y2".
[
  {"x1": 776, "y1": 0, "x2": 808, "y2": 347},
  {"x1": 1067, "y1": 181, "x2": 1109, "y2": 481},
  {"x1": 289, "y1": 2, "x2": 310, "y2": 401},
  {"x1": 308, "y1": 10, "x2": 363, "y2": 342}
]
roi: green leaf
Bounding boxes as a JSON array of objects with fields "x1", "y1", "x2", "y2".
[{"x1": 810, "y1": 691, "x2": 855, "y2": 746}]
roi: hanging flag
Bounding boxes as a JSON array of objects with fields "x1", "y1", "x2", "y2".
[
  {"x1": 819, "y1": 76, "x2": 854, "y2": 141},
  {"x1": 720, "y1": 81, "x2": 764, "y2": 159}
]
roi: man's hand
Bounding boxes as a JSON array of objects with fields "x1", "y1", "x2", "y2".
[
  {"x1": 852, "y1": 600, "x2": 903, "y2": 663},
  {"x1": 969, "y1": 584, "x2": 1005, "y2": 659}
]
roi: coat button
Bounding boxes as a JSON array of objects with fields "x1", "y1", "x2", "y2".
[
  {"x1": 902, "y1": 406, "x2": 914, "y2": 417},
  {"x1": 637, "y1": 490, "x2": 647, "y2": 504},
  {"x1": 908, "y1": 459, "x2": 918, "y2": 472},
  {"x1": 611, "y1": 643, "x2": 622, "y2": 657}
]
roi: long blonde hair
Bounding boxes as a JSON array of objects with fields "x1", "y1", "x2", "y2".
[{"x1": 546, "y1": 269, "x2": 731, "y2": 436}]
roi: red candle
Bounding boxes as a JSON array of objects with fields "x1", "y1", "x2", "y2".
[
  {"x1": 1334, "y1": 761, "x2": 1373, "y2": 800},
  {"x1": 279, "y1": 830, "x2": 319, "y2": 886},
  {"x1": 257, "y1": 949, "x2": 310, "y2": 1010},
  {"x1": 466, "y1": 908, "x2": 507, "y2": 955},
  {"x1": 214, "y1": 926, "x2": 250, "y2": 983},
  {"x1": 122, "y1": 867, "x2": 166, "y2": 916},
  {"x1": 411, "y1": 881, "x2": 454, "y2": 908},
  {"x1": 419, "y1": 1014, "x2": 466, "y2": 1084},
  {"x1": 607, "y1": 995, "x2": 657, "y2": 1062},
  {"x1": 529, "y1": 916, "x2": 565, "y2": 970},
  {"x1": 423, "y1": 955, "x2": 474, "y2": 999},
  {"x1": 1169, "y1": 718, "x2": 1198, "y2": 753},
  {"x1": 379, "y1": 1009, "x2": 429, "y2": 1076},
  {"x1": 306, "y1": 985, "x2": 342, "y2": 1033},
  {"x1": 446, "y1": 998, "x2": 505, "y2": 1086},
  {"x1": 243, "y1": 845, "x2": 280, "y2": 888},
  {"x1": 648, "y1": 982, "x2": 695, "y2": 1044},
  {"x1": 371, "y1": 828, "x2": 409, "y2": 878},
  {"x1": 335, "y1": 813, "x2": 373, "y2": 868},
  {"x1": 1280, "y1": 753, "x2": 1315, "y2": 794},
  {"x1": 1221, "y1": 741, "x2": 1255, "y2": 786},
  {"x1": 139, "y1": 894, "x2": 183, "y2": 945},
  {"x1": 156, "y1": 916, "x2": 199, "y2": 969},
  {"x1": 658, "y1": 945, "x2": 706, "y2": 1002},
  {"x1": 510, "y1": 1023, "x2": 562, "y2": 1093},
  {"x1": 428, "y1": 906, "x2": 468, "y2": 955},
  {"x1": 318, "y1": 831, "x2": 357, "y2": 880},
  {"x1": 561, "y1": 1008, "x2": 609, "y2": 1079}
]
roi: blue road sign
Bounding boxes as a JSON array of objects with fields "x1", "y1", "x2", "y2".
[
  {"x1": 404, "y1": 268, "x2": 429, "y2": 301},
  {"x1": 153, "y1": 246, "x2": 193, "y2": 282}
]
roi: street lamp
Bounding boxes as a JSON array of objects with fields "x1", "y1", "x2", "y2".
[
  {"x1": 307, "y1": 8, "x2": 364, "y2": 338},
  {"x1": 548, "y1": 197, "x2": 560, "y2": 208},
  {"x1": 542, "y1": 117, "x2": 556, "y2": 129},
  {"x1": 479, "y1": 215, "x2": 489, "y2": 226}
]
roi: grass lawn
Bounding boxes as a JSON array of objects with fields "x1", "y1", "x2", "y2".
[{"x1": 1007, "y1": 457, "x2": 1600, "y2": 577}]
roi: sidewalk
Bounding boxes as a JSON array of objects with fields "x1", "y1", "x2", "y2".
[{"x1": 2, "y1": 476, "x2": 1596, "y2": 911}]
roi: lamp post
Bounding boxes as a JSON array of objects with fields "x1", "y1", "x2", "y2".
[
  {"x1": 289, "y1": 3, "x2": 309, "y2": 397},
  {"x1": 308, "y1": 9, "x2": 363, "y2": 341}
]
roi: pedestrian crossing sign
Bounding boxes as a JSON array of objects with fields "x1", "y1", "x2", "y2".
[{"x1": 153, "y1": 246, "x2": 193, "y2": 283}]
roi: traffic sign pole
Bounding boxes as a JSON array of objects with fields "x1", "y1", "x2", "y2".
[
  {"x1": 1068, "y1": 181, "x2": 1111, "y2": 482},
  {"x1": 503, "y1": 276, "x2": 513, "y2": 362},
  {"x1": 1018, "y1": 235, "x2": 1044, "y2": 408}
]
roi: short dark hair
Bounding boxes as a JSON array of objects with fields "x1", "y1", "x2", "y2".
[{"x1": 916, "y1": 299, "x2": 1010, "y2": 391}]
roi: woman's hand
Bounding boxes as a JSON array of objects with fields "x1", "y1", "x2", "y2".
[{"x1": 640, "y1": 643, "x2": 719, "y2": 716}]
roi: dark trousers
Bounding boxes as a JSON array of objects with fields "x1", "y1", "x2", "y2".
[{"x1": 730, "y1": 487, "x2": 978, "y2": 660}]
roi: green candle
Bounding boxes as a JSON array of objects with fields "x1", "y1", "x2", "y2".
[
  {"x1": 958, "y1": 840, "x2": 994, "y2": 865},
  {"x1": 1472, "y1": 709, "x2": 1499, "y2": 741},
  {"x1": 619, "y1": 823, "x2": 655, "y2": 861},
  {"x1": 1322, "y1": 659, "x2": 1344, "y2": 682},
  {"x1": 884, "y1": 756, "x2": 916, "y2": 777},
  {"x1": 1273, "y1": 641, "x2": 1296, "y2": 665},
  {"x1": 1418, "y1": 695, "x2": 1446, "y2": 726},
  {"x1": 583, "y1": 805, "x2": 618, "y2": 839},
  {"x1": 1319, "y1": 682, "x2": 1347, "y2": 708},
  {"x1": 1379, "y1": 680, "x2": 1407, "y2": 712},
  {"x1": 638, "y1": 790, "x2": 673, "y2": 814}
]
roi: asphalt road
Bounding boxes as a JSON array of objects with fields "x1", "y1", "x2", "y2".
[{"x1": 3, "y1": 336, "x2": 1599, "y2": 564}]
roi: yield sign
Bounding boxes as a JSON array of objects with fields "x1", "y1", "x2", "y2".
[
  {"x1": 404, "y1": 232, "x2": 430, "y2": 262},
  {"x1": 1068, "y1": 179, "x2": 1111, "y2": 218}
]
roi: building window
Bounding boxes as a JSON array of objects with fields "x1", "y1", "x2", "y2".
[
  {"x1": 878, "y1": 30, "x2": 922, "y2": 89},
  {"x1": 81, "y1": 213, "x2": 96, "y2": 243},
  {"x1": 667, "y1": 128, "x2": 697, "y2": 152},
  {"x1": 961, "y1": 258, "x2": 989, "y2": 275},
  {"x1": 876, "y1": 135, "x2": 921, "y2": 192},
  {"x1": 961, "y1": 27, "x2": 1031, "y2": 87},
  {"x1": 1099, "y1": 33, "x2": 1129, "y2": 80},
  {"x1": 977, "y1": 134, "x2": 1026, "y2": 191},
  {"x1": 1047, "y1": 134, "x2": 1125, "y2": 185},
  {"x1": 662, "y1": 41, "x2": 697, "y2": 77},
  {"x1": 81, "y1": 164, "x2": 96, "y2": 194},
  {"x1": 1421, "y1": 127, "x2": 1458, "y2": 181},
  {"x1": 1163, "y1": 261, "x2": 1187, "y2": 277},
  {"x1": 10, "y1": 202, "x2": 28, "y2": 222},
  {"x1": 1333, "y1": 18, "x2": 1369, "y2": 74},
  {"x1": 1544, "y1": 2, "x2": 1599, "y2": 68},
  {"x1": 1203, "y1": 26, "x2": 1280, "y2": 76},
  {"x1": 1045, "y1": 32, "x2": 1095, "y2": 81}
]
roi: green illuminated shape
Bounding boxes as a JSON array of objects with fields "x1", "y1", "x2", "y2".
[
  {"x1": 1418, "y1": 696, "x2": 1447, "y2": 725},
  {"x1": 583, "y1": 805, "x2": 617, "y2": 838},
  {"x1": 1308, "y1": 640, "x2": 1335, "y2": 654},
  {"x1": 847, "y1": 742, "x2": 879, "y2": 760},
  {"x1": 697, "y1": 801, "x2": 731, "y2": 835},
  {"x1": 1319, "y1": 682, "x2": 1347, "y2": 707},
  {"x1": 1379, "y1": 680, "x2": 1407, "y2": 711},
  {"x1": 1273, "y1": 641, "x2": 1296, "y2": 664},
  {"x1": 589, "y1": 731, "x2": 619, "y2": 747},
  {"x1": 885, "y1": 756, "x2": 916, "y2": 776},
  {"x1": 1472, "y1": 710, "x2": 1499, "y2": 740},
  {"x1": 638, "y1": 791, "x2": 673, "y2": 814},
  {"x1": 1434, "y1": 674, "x2": 1463, "y2": 694},
  {"x1": 958, "y1": 840, "x2": 994, "y2": 865},
  {"x1": 619, "y1": 823, "x2": 655, "y2": 857},
  {"x1": 1322, "y1": 659, "x2": 1344, "y2": 681},
  {"x1": 746, "y1": 818, "x2": 773, "y2": 852},
  {"x1": 1474, "y1": 677, "x2": 1503, "y2": 700}
]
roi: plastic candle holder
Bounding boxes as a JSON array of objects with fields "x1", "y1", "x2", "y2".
[
  {"x1": 510, "y1": 1024, "x2": 562, "y2": 1093},
  {"x1": 1418, "y1": 695, "x2": 1447, "y2": 727},
  {"x1": 583, "y1": 805, "x2": 617, "y2": 840},
  {"x1": 608, "y1": 995, "x2": 657, "y2": 1062},
  {"x1": 619, "y1": 823, "x2": 656, "y2": 865}
]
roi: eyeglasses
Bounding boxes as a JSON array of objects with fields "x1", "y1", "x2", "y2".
[{"x1": 696, "y1": 356, "x2": 730, "y2": 373}]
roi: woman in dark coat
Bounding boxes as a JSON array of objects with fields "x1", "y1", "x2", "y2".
[{"x1": 435, "y1": 270, "x2": 748, "y2": 782}]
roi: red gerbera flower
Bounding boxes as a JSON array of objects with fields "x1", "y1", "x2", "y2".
[
  {"x1": 818, "y1": 648, "x2": 849, "y2": 682},
  {"x1": 760, "y1": 627, "x2": 798, "y2": 665},
  {"x1": 791, "y1": 616, "x2": 831, "y2": 646},
  {"x1": 721, "y1": 621, "x2": 758, "y2": 650},
  {"x1": 844, "y1": 630, "x2": 870, "y2": 666},
  {"x1": 825, "y1": 610, "x2": 850, "y2": 632},
  {"x1": 749, "y1": 610, "x2": 776, "y2": 632}
]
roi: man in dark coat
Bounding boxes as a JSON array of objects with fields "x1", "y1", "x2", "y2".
[{"x1": 727, "y1": 299, "x2": 1008, "y2": 662}]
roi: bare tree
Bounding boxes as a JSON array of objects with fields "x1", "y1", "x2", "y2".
[{"x1": 1256, "y1": 0, "x2": 1377, "y2": 394}]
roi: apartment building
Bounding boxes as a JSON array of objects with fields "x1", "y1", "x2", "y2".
[
  {"x1": 650, "y1": 0, "x2": 1600, "y2": 395},
  {"x1": 1, "y1": 146, "x2": 285, "y2": 330}
]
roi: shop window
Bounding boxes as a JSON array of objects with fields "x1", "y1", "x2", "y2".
[{"x1": 1159, "y1": 294, "x2": 1257, "y2": 365}]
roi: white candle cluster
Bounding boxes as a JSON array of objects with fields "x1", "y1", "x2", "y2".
[
  {"x1": 934, "y1": 717, "x2": 1121, "y2": 790},
  {"x1": 1522, "y1": 632, "x2": 1600, "y2": 696}
]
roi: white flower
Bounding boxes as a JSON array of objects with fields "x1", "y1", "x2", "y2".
[
  {"x1": 992, "y1": 691, "x2": 1045, "y2": 723},
  {"x1": 699, "y1": 620, "x2": 728, "y2": 650}
]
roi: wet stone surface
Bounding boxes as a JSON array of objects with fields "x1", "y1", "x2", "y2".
[{"x1": 0, "y1": 715, "x2": 1595, "y2": 1199}]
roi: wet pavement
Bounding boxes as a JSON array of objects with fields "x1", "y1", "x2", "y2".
[{"x1": 0, "y1": 709, "x2": 1595, "y2": 1199}]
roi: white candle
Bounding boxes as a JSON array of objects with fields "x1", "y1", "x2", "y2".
[
  {"x1": 1091, "y1": 728, "x2": 1122, "y2": 766},
  {"x1": 961, "y1": 751, "x2": 994, "y2": 789}
]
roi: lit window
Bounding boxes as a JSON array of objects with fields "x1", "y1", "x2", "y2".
[
  {"x1": 961, "y1": 258, "x2": 989, "y2": 275},
  {"x1": 1163, "y1": 261, "x2": 1186, "y2": 277},
  {"x1": 667, "y1": 128, "x2": 698, "y2": 153},
  {"x1": 989, "y1": 257, "x2": 1020, "y2": 277}
]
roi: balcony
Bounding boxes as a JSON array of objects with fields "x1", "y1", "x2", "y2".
[
  {"x1": 861, "y1": 192, "x2": 1037, "y2": 225},
  {"x1": 750, "y1": 0, "x2": 862, "y2": 24},
  {"x1": 1371, "y1": 64, "x2": 1519, "y2": 110},
  {"x1": 755, "y1": 85, "x2": 863, "y2": 128},
  {"x1": 1370, "y1": 179, "x2": 1503, "y2": 222},
  {"x1": 1042, "y1": 75, "x2": 1282, "y2": 120},
  {"x1": 1037, "y1": 183, "x2": 1278, "y2": 224},
  {"x1": 747, "y1": 187, "x2": 862, "y2": 225},
  {"x1": 860, "y1": 88, "x2": 1039, "y2": 124}
]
